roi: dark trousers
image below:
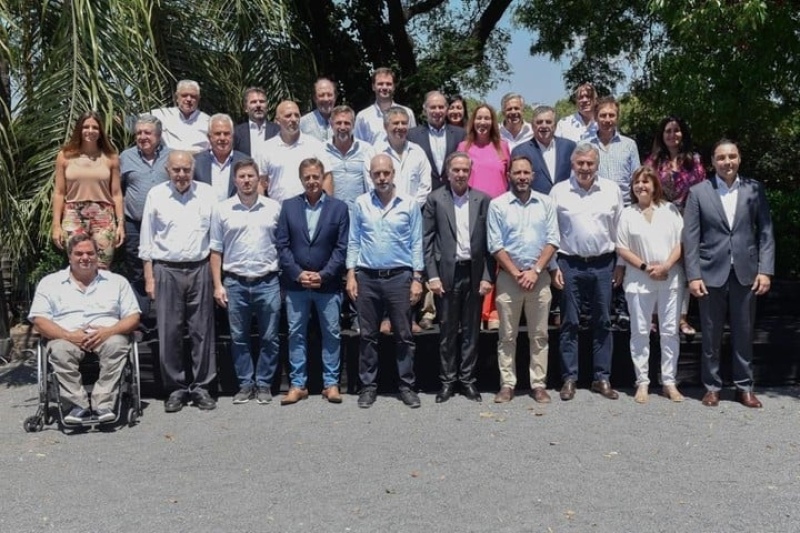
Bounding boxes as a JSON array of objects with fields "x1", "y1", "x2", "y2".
[
  {"x1": 698, "y1": 268, "x2": 757, "y2": 392},
  {"x1": 155, "y1": 261, "x2": 216, "y2": 393},
  {"x1": 436, "y1": 263, "x2": 480, "y2": 385},
  {"x1": 355, "y1": 270, "x2": 415, "y2": 391},
  {"x1": 558, "y1": 253, "x2": 615, "y2": 382},
  {"x1": 124, "y1": 218, "x2": 150, "y2": 315}
]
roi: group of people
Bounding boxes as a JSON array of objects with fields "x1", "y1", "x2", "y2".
[{"x1": 31, "y1": 71, "x2": 775, "y2": 423}]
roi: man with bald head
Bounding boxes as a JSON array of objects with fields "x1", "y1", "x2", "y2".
[
  {"x1": 194, "y1": 113, "x2": 249, "y2": 202},
  {"x1": 300, "y1": 77, "x2": 337, "y2": 142},
  {"x1": 346, "y1": 154, "x2": 424, "y2": 408},
  {"x1": 254, "y1": 100, "x2": 333, "y2": 203},
  {"x1": 150, "y1": 79, "x2": 210, "y2": 153},
  {"x1": 140, "y1": 150, "x2": 218, "y2": 413},
  {"x1": 408, "y1": 90, "x2": 466, "y2": 191}
]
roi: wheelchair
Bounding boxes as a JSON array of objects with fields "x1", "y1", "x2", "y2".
[{"x1": 23, "y1": 335, "x2": 142, "y2": 432}]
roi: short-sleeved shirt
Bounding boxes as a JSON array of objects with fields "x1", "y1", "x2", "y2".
[
  {"x1": 120, "y1": 143, "x2": 171, "y2": 221},
  {"x1": 253, "y1": 133, "x2": 333, "y2": 203},
  {"x1": 149, "y1": 107, "x2": 210, "y2": 153},
  {"x1": 210, "y1": 195, "x2": 281, "y2": 277}
]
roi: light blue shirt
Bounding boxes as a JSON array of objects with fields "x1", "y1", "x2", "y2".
[
  {"x1": 487, "y1": 191, "x2": 560, "y2": 270},
  {"x1": 305, "y1": 193, "x2": 326, "y2": 239},
  {"x1": 326, "y1": 140, "x2": 374, "y2": 209},
  {"x1": 589, "y1": 131, "x2": 640, "y2": 205},
  {"x1": 346, "y1": 190, "x2": 423, "y2": 271},
  {"x1": 299, "y1": 109, "x2": 333, "y2": 142},
  {"x1": 119, "y1": 143, "x2": 171, "y2": 221}
]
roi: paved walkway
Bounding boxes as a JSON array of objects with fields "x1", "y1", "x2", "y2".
[{"x1": 1, "y1": 358, "x2": 799, "y2": 532}]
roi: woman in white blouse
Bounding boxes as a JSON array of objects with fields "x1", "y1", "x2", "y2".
[{"x1": 616, "y1": 166, "x2": 685, "y2": 403}]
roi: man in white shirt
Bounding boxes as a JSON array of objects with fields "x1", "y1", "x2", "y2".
[
  {"x1": 499, "y1": 93, "x2": 533, "y2": 150},
  {"x1": 210, "y1": 158, "x2": 282, "y2": 406},
  {"x1": 150, "y1": 80, "x2": 210, "y2": 153},
  {"x1": 354, "y1": 67, "x2": 417, "y2": 144},
  {"x1": 139, "y1": 150, "x2": 218, "y2": 413},
  {"x1": 254, "y1": 100, "x2": 333, "y2": 203},
  {"x1": 299, "y1": 78, "x2": 337, "y2": 142},
  {"x1": 555, "y1": 83, "x2": 599, "y2": 143},
  {"x1": 550, "y1": 142, "x2": 624, "y2": 402}
]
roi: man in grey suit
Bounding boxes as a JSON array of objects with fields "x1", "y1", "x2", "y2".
[
  {"x1": 683, "y1": 139, "x2": 775, "y2": 408},
  {"x1": 423, "y1": 152, "x2": 494, "y2": 402},
  {"x1": 193, "y1": 114, "x2": 249, "y2": 202},
  {"x1": 408, "y1": 91, "x2": 466, "y2": 191}
]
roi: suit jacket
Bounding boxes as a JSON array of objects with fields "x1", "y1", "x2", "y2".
[
  {"x1": 408, "y1": 124, "x2": 467, "y2": 191},
  {"x1": 682, "y1": 176, "x2": 775, "y2": 287},
  {"x1": 510, "y1": 137, "x2": 576, "y2": 194},
  {"x1": 193, "y1": 150, "x2": 249, "y2": 199},
  {"x1": 275, "y1": 193, "x2": 349, "y2": 292},
  {"x1": 422, "y1": 185, "x2": 495, "y2": 291},
  {"x1": 233, "y1": 121, "x2": 280, "y2": 156}
]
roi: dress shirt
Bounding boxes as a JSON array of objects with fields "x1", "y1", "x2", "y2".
[
  {"x1": 119, "y1": 143, "x2": 171, "y2": 221},
  {"x1": 325, "y1": 140, "x2": 374, "y2": 209},
  {"x1": 716, "y1": 175, "x2": 740, "y2": 229},
  {"x1": 209, "y1": 151, "x2": 234, "y2": 202},
  {"x1": 555, "y1": 113, "x2": 598, "y2": 143},
  {"x1": 537, "y1": 139, "x2": 557, "y2": 183},
  {"x1": 305, "y1": 193, "x2": 326, "y2": 239},
  {"x1": 499, "y1": 123, "x2": 533, "y2": 151},
  {"x1": 209, "y1": 194, "x2": 281, "y2": 276},
  {"x1": 488, "y1": 191, "x2": 560, "y2": 270},
  {"x1": 589, "y1": 131, "x2": 640, "y2": 205},
  {"x1": 248, "y1": 120, "x2": 269, "y2": 156},
  {"x1": 354, "y1": 102, "x2": 417, "y2": 144},
  {"x1": 139, "y1": 181, "x2": 216, "y2": 262},
  {"x1": 299, "y1": 109, "x2": 333, "y2": 142},
  {"x1": 253, "y1": 133, "x2": 333, "y2": 203},
  {"x1": 453, "y1": 190, "x2": 471, "y2": 261},
  {"x1": 371, "y1": 140, "x2": 432, "y2": 206},
  {"x1": 29, "y1": 268, "x2": 140, "y2": 331},
  {"x1": 549, "y1": 175, "x2": 623, "y2": 257},
  {"x1": 346, "y1": 190, "x2": 423, "y2": 271},
  {"x1": 617, "y1": 202, "x2": 685, "y2": 291},
  {"x1": 428, "y1": 125, "x2": 447, "y2": 174},
  {"x1": 149, "y1": 107, "x2": 210, "y2": 153}
]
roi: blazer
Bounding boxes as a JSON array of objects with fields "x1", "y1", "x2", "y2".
[
  {"x1": 682, "y1": 176, "x2": 775, "y2": 287},
  {"x1": 510, "y1": 136, "x2": 576, "y2": 194},
  {"x1": 275, "y1": 193, "x2": 349, "y2": 292},
  {"x1": 233, "y1": 121, "x2": 280, "y2": 156},
  {"x1": 407, "y1": 124, "x2": 467, "y2": 190},
  {"x1": 193, "y1": 150, "x2": 249, "y2": 199},
  {"x1": 422, "y1": 185, "x2": 495, "y2": 291}
]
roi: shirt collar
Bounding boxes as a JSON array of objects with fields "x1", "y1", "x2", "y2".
[
  {"x1": 178, "y1": 109, "x2": 201, "y2": 124},
  {"x1": 304, "y1": 192, "x2": 327, "y2": 208},
  {"x1": 137, "y1": 142, "x2": 164, "y2": 161},
  {"x1": 569, "y1": 174, "x2": 600, "y2": 193},
  {"x1": 715, "y1": 175, "x2": 740, "y2": 191}
]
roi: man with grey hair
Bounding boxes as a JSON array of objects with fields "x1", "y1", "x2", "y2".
[
  {"x1": 300, "y1": 77, "x2": 337, "y2": 142},
  {"x1": 354, "y1": 67, "x2": 417, "y2": 144},
  {"x1": 233, "y1": 86, "x2": 280, "y2": 156},
  {"x1": 511, "y1": 105, "x2": 576, "y2": 195},
  {"x1": 120, "y1": 114, "x2": 172, "y2": 313},
  {"x1": 499, "y1": 92, "x2": 533, "y2": 150},
  {"x1": 549, "y1": 142, "x2": 624, "y2": 402},
  {"x1": 150, "y1": 79, "x2": 210, "y2": 153},
  {"x1": 194, "y1": 113, "x2": 249, "y2": 202},
  {"x1": 408, "y1": 90, "x2": 466, "y2": 191}
]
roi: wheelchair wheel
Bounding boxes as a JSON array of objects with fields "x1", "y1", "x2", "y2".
[
  {"x1": 127, "y1": 406, "x2": 138, "y2": 427},
  {"x1": 23, "y1": 415, "x2": 43, "y2": 433}
]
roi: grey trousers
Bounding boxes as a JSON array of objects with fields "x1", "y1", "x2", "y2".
[
  {"x1": 49, "y1": 335, "x2": 129, "y2": 410},
  {"x1": 155, "y1": 261, "x2": 216, "y2": 393}
]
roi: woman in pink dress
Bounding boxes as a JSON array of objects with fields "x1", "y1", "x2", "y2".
[
  {"x1": 457, "y1": 103, "x2": 510, "y2": 329},
  {"x1": 52, "y1": 111, "x2": 124, "y2": 268},
  {"x1": 644, "y1": 116, "x2": 706, "y2": 337}
]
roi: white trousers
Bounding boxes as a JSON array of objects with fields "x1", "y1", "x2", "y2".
[{"x1": 626, "y1": 287, "x2": 681, "y2": 385}]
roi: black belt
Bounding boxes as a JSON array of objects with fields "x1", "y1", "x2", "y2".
[
  {"x1": 155, "y1": 258, "x2": 209, "y2": 269},
  {"x1": 359, "y1": 267, "x2": 411, "y2": 278},
  {"x1": 558, "y1": 252, "x2": 615, "y2": 263},
  {"x1": 226, "y1": 271, "x2": 278, "y2": 283},
  {"x1": 455, "y1": 259, "x2": 472, "y2": 267}
]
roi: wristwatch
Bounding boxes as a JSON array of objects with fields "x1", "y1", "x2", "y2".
[
  {"x1": 639, "y1": 262, "x2": 647, "y2": 271},
  {"x1": 533, "y1": 265, "x2": 542, "y2": 274},
  {"x1": 412, "y1": 274, "x2": 423, "y2": 283}
]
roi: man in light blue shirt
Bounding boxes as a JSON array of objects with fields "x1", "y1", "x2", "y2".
[
  {"x1": 487, "y1": 156, "x2": 559, "y2": 404},
  {"x1": 346, "y1": 154, "x2": 424, "y2": 409},
  {"x1": 299, "y1": 78, "x2": 336, "y2": 142},
  {"x1": 588, "y1": 96, "x2": 640, "y2": 205},
  {"x1": 326, "y1": 105, "x2": 373, "y2": 210}
]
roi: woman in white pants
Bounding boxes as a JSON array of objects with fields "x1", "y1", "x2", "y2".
[{"x1": 616, "y1": 166, "x2": 685, "y2": 403}]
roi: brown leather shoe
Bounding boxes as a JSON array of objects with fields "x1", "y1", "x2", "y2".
[
  {"x1": 493, "y1": 386, "x2": 514, "y2": 403},
  {"x1": 281, "y1": 387, "x2": 309, "y2": 405},
  {"x1": 590, "y1": 380, "x2": 619, "y2": 400},
  {"x1": 531, "y1": 387, "x2": 551, "y2": 403},
  {"x1": 701, "y1": 390, "x2": 720, "y2": 407},
  {"x1": 322, "y1": 385, "x2": 342, "y2": 404},
  {"x1": 735, "y1": 390, "x2": 763, "y2": 409},
  {"x1": 560, "y1": 380, "x2": 576, "y2": 401}
]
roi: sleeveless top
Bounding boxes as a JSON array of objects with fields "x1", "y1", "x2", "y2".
[{"x1": 63, "y1": 153, "x2": 114, "y2": 204}]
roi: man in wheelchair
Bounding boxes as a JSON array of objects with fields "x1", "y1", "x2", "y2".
[{"x1": 28, "y1": 234, "x2": 141, "y2": 424}]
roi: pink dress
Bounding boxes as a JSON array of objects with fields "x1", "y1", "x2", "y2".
[{"x1": 457, "y1": 140, "x2": 510, "y2": 199}]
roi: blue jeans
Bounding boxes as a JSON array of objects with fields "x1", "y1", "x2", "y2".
[
  {"x1": 558, "y1": 253, "x2": 614, "y2": 382},
  {"x1": 225, "y1": 274, "x2": 281, "y2": 389},
  {"x1": 286, "y1": 290, "x2": 342, "y2": 388}
]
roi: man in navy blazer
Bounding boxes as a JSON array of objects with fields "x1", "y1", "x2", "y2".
[
  {"x1": 407, "y1": 91, "x2": 466, "y2": 191},
  {"x1": 510, "y1": 106, "x2": 576, "y2": 194},
  {"x1": 683, "y1": 139, "x2": 775, "y2": 409},
  {"x1": 232, "y1": 87, "x2": 280, "y2": 156},
  {"x1": 276, "y1": 156, "x2": 350, "y2": 404},
  {"x1": 193, "y1": 114, "x2": 249, "y2": 201}
]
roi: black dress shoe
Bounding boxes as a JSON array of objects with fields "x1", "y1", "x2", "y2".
[
  {"x1": 358, "y1": 387, "x2": 377, "y2": 408},
  {"x1": 399, "y1": 389, "x2": 421, "y2": 408},
  {"x1": 191, "y1": 389, "x2": 217, "y2": 410},
  {"x1": 164, "y1": 390, "x2": 188, "y2": 413},
  {"x1": 436, "y1": 384, "x2": 455, "y2": 403},
  {"x1": 461, "y1": 383, "x2": 482, "y2": 402}
]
